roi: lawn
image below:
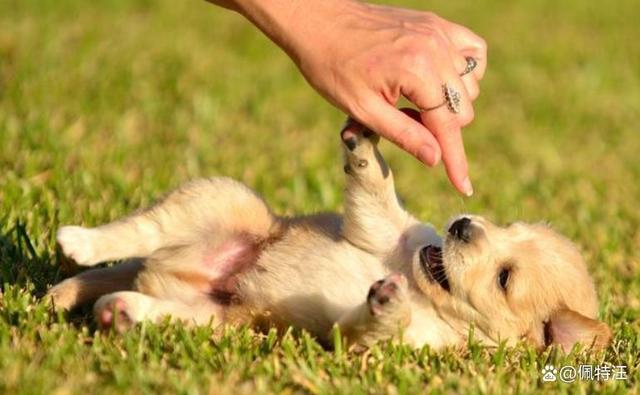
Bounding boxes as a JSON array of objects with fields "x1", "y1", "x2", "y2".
[{"x1": 1, "y1": 0, "x2": 638, "y2": 393}]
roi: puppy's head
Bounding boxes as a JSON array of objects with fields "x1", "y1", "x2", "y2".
[{"x1": 412, "y1": 215, "x2": 611, "y2": 351}]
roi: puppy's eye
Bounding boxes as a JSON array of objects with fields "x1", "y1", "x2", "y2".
[{"x1": 498, "y1": 268, "x2": 510, "y2": 291}]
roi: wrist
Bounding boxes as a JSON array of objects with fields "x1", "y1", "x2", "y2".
[{"x1": 234, "y1": 0, "x2": 359, "y2": 64}]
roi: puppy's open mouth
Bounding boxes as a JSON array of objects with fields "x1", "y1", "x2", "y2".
[{"x1": 419, "y1": 245, "x2": 450, "y2": 291}]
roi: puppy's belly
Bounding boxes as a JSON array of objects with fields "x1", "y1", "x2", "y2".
[{"x1": 238, "y1": 237, "x2": 387, "y2": 338}]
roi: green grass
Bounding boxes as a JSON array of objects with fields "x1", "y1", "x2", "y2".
[{"x1": 1, "y1": 0, "x2": 639, "y2": 393}]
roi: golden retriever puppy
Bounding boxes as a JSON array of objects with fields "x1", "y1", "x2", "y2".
[{"x1": 47, "y1": 120, "x2": 611, "y2": 352}]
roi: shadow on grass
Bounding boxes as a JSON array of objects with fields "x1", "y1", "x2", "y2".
[
  {"x1": 0, "y1": 219, "x2": 56, "y2": 293},
  {"x1": 0, "y1": 218, "x2": 97, "y2": 327}
]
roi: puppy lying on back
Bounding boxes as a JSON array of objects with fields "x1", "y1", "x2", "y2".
[{"x1": 48, "y1": 119, "x2": 611, "y2": 352}]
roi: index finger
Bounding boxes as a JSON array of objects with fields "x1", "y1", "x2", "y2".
[
  {"x1": 354, "y1": 96, "x2": 443, "y2": 167},
  {"x1": 401, "y1": 73, "x2": 473, "y2": 196},
  {"x1": 421, "y1": 107, "x2": 472, "y2": 196}
]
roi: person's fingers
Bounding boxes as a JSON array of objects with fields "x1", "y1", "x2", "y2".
[
  {"x1": 436, "y1": 61, "x2": 475, "y2": 194},
  {"x1": 404, "y1": 64, "x2": 475, "y2": 127},
  {"x1": 421, "y1": 106, "x2": 471, "y2": 196},
  {"x1": 460, "y1": 72, "x2": 480, "y2": 101},
  {"x1": 401, "y1": 71, "x2": 473, "y2": 131},
  {"x1": 449, "y1": 51, "x2": 469, "y2": 76},
  {"x1": 445, "y1": 23, "x2": 488, "y2": 80},
  {"x1": 356, "y1": 97, "x2": 442, "y2": 167},
  {"x1": 398, "y1": 107, "x2": 426, "y2": 123},
  {"x1": 442, "y1": 53, "x2": 475, "y2": 126},
  {"x1": 400, "y1": 71, "x2": 472, "y2": 195},
  {"x1": 459, "y1": 50, "x2": 486, "y2": 81},
  {"x1": 450, "y1": 52, "x2": 481, "y2": 101}
]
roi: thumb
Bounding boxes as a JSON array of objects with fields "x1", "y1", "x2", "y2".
[{"x1": 356, "y1": 98, "x2": 442, "y2": 167}]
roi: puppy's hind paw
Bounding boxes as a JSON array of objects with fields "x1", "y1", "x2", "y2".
[
  {"x1": 57, "y1": 226, "x2": 97, "y2": 266},
  {"x1": 45, "y1": 279, "x2": 78, "y2": 311},
  {"x1": 94, "y1": 297, "x2": 134, "y2": 333},
  {"x1": 367, "y1": 273, "x2": 408, "y2": 317}
]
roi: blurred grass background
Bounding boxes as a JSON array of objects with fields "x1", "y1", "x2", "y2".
[{"x1": 0, "y1": 0, "x2": 638, "y2": 393}]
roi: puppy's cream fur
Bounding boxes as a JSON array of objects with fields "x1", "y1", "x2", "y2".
[{"x1": 48, "y1": 123, "x2": 611, "y2": 352}]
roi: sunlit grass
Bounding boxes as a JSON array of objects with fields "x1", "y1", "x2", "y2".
[{"x1": 0, "y1": 0, "x2": 638, "y2": 393}]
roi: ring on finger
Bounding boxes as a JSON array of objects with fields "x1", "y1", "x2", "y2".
[
  {"x1": 421, "y1": 83, "x2": 461, "y2": 114},
  {"x1": 459, "y1": 57, "x2": 478, "y2": 76}
]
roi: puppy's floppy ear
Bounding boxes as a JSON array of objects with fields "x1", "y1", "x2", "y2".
[{"x1": 544, "y1": 308, "x2": 612, "y2": 352}]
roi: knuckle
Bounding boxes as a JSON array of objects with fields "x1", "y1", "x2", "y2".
[
  {"x1": 392, "y1": 126, "x2": 419, "y2": 153},
  {"x1": 346, "y1": 97, "x2": 372, "y2": 122},
  {"x1": 400, "y1": 45, "x2": 429, "y2": 72},
  {"x1": 391, "y1": 127, "x2": 411, "y2": 146},
  {"x1": 421, "y1": 11, "x2": 444, "y2": 28},
  {"x1": 459, "y1": 106, "x2": 475, "y2": 126},
  {"x1": 436, "y1": 115, "x2": 461, "y2": 134},
  {"x1": 454, "y1": 55, "x2": 468, "y2": 73},
  {"x1": 467, "y1": 84, "x2": 480, "y2": 101},
  {"x1": 424, "y1": 31, "x2": 446, "y2": 51},
  {"x1": 477, "y1": 37, "x2": 488, "y2": 54}
]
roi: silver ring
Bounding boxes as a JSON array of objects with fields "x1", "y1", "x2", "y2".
[
  {"x1": 460, "y1": 57, "x2": 477, "y2": 76},
  {"x1": 422, "y1": 83, "x2": 461, "y2": 114}
]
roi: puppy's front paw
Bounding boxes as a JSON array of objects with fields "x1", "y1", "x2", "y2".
[
  {"x1": 57, "y1": 226, "x2": 97, "y2": 266},
  {"x1": 340, "y1": 120, "x2": 389, "y2": 179},
  {"x1": 367, "y1": 273, "x2": 408, "y2": 317},
  {"x1": 341, "y1": 121, "x2": 379, "y2": 152}
]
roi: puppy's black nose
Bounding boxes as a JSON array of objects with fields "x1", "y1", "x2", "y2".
[{"x1": 448, "y1": 217, "x2": 472, "y2": 242}]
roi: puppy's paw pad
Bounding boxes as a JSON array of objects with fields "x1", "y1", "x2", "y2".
[
  {"x1": 341, "y1": 129, "x2": 359, "y2": 151},
  {"x1": 96, "y1": 298, "x2": 133, "y2": 333},
  {"x1": 367, "y1": 273, "x2": 407, "y2": 316},
  {"x1": 340, "y1": 122, "x2": 379, "y2": 152},
  {"x1": 57, "y1": 226, "x2": 97, "y2": 266}
]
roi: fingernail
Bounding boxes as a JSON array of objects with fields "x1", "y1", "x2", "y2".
[
  {"x1": 462, "y1": 177, "x2": 474, "y2": 197},
  {"x1": 417, "y1": 145, "x2": 437, "y2": 166}
]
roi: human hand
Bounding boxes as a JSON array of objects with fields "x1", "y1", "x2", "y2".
[
  {"x1": 285, "y1": 1, "x2": 486, "y2": 195},
  {"x1": 208, "y1": 0, "x2": 486, "y2": 195}
]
